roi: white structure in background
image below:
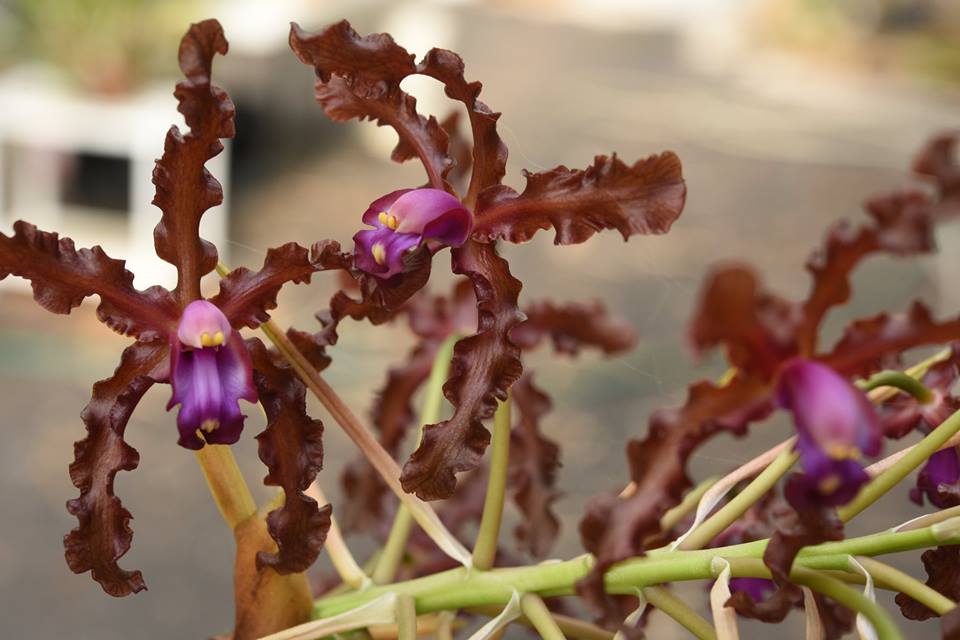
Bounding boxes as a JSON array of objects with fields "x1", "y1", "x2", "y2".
[{"x1": 0, "y1": 65, "x2": 229, "y2": 291}]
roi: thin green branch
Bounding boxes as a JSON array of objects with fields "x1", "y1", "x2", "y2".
[
  {"x1": 839, "y1": 406, "x2": 960, "y2": 522},
  {"x1": 659, "y1": 475, "x2": 720, "y2": 533},
  {"x1": 194, "y1": 444, "x2": 257, "y2": 529},
  {"x1": 396, "y1": 595, "x2": 417, "y2": 640},
  {"x1": 678, "y1": 447, "x2": 797, "y2": 550},
  {"x1": 373, "y1": 335, "x2": 459, "y2": 584},
  {"x1": 520, "y1": 593, "x2": 567, "y2": 640},
  {"x1": 473, "y1": 393, "x2": 512, "y2": 570},
  {"x1": 855, "y1": 556, "x2": 955, "y2": 616},
  {"x1": 643, "y1": 585, "x2": 716, "y2": 640},
  {"x1": 312, "y1": 520, "x2": 960, "y2": 619},
  {"x1": 721, "y1": 559, "x2": 903, "y2": 640},
  {"x1": 857, "y1": 370, "x2": 935, "y2": 404}
]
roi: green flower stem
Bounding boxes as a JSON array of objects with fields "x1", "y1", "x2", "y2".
[
  {"x1": 839, "y1": 406, "x2": 960, "y2": 522},
  {"x1": 857, "y1": 370, "x2": 935, "y2": 404},
  {"x1": 678, "y1": 448, "x2": 798, "y2": 551},
  {"x1": 473, "y1": 393, "x2": 512, "y2": 571},
  {"x1": 256, "y1": 314, "x2": 471, "y2": 568},
  {"x1": 520, "y1": 593, "x2": 567, "y2": 640},
  {"x1": 309, "y1": 484, "x2": 368, "y2": 589},
  {"x1": 373, "y1": 336, "x2": 459, "y2": 585},
  {"x1": 854, "y1": 556, "x2": 955, "y2": 616},
  {"x1": 642, "y1": 585, "x2": 716, "y2": 640},
  {"x1": 194, "y1": 444, "x2": 257, "y2": 529},
  {"x1": 396, "y1": 595, "x2": 417, "y2": 640},
  {"x1": 469, "y1": 606, "x2": 615, "y2": 640},
  {"x1": 892, "y1": 504, "x2": 960, "y2": 532},
  {"x1": 721, "y1": 559, "x2": 903, "y2": 640},
  {"x1": 659, "y1": 475, "x2": 720, "y2": 533},
  {"x1": 312, "y1": 521, "x2": 960, "y2": 619}
]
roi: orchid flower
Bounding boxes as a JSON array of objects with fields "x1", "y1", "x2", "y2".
[
  {"x1": 776, "y1": 358, "x2": 883, "y2": 508},
  {"x1": 354, "y1": 188, "x2": 471, "y2": 279},
  {"x1": 0, "y1": 20, "x2": 336, "y2": 597}
]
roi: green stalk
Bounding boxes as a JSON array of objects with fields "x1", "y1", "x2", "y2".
[
  {"x1": 372, "y1": 335, "x2": 459, "y2": 585},
  {"x1": 854, "y1": 556, "x2": 955, "y2": 615},
  {"x1": 194, "y1": 444, "x2": 257, "y2": 529},
  {"x1": 722, "y1": 559, "x2": 903, "y2": 640},
  {"x1": 642, "y1": 585, "x2": 716, "y2": 640},
  {"x1": 520, "y1": 593, "x2": 567, "y2": 640},
  {"x1": 678, "y1": 448, "x2": 798, "y2": 550},
  {"x1": 312, "y1": 521, "x2": 960, "y2": 618},
  {"x1": 857, "y1": 370, "x2": 935, "y2": 404},
  {"x1": 396, "y1": 595, "x2": 417, "y2": 640},
  {"x1": 473, "y1": 394, "x2": 512, "y2": 570},
  {"x1": 839, "y1": 406, "x2": 960, "y2": 522}
]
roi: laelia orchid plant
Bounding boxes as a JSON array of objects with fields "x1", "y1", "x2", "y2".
[{"x1": 4, "y1": 16, "x2": 960, "y2": 640}]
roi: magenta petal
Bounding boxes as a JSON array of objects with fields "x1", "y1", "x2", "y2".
[
  {"x1": 361, "y1": 189, "x2": 411, "y2": 226},
  {"x1": 776, "y1": 358, "x2": 882, "y2": 458},
  {"x1": 390, "y1": 188, "x2": 470, "y2": 241},
  {"x1": 728, "y1": 577, "x2": 775, "y2": 603},
  {"x1": 422, "y1": 206, "x2": 472, "y2": 246},
  {"x1": 177, "y1": 299, "x2": 232, "y2": 349},
  {"x1": 353, "y1": 227, "x2": 420, "y2": 280},
  {"x1": 912, "y1": 447, "x2": 960, "y2": 508},
  {"x1": 167, "y1": 334, "x2": 257, "y2": 449}
]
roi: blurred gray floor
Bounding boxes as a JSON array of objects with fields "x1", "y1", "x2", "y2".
[{"x1": 0, "y1": 6, "x2": 957, "y2": 638}]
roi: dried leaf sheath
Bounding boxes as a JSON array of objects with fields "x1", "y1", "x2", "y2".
[
  {"x1": 152, "y1": 19, "x2": 234, "y2": 303},
  {"x1": 65, "y1": 342, "x2": 169, "y2": 597},
  {"x1": 248, "y1": 340, "x2": 331, "y2": 573}
]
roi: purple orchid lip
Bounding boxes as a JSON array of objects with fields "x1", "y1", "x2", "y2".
[
  {"x1": 354, "y1": 188, "x2": 472, "y2": 279},
  {"x1": 776, "y1": 358, "x2": 882, "y2": 507},
  {"x1": 167, "y1": 302, "x2": 257, "y2": 449},
  {"x1": 911, "y1": 446, "x2": 960, "y2": 508}
]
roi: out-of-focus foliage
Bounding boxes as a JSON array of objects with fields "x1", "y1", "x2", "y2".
[
  {"x1": 755, "y1": 0, "x2": 960, "y2": 84},
  {"x1": 0, "y1": 0, "x2": 206, "y2": 93}
]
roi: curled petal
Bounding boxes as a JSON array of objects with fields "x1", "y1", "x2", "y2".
[
  {"x1": 823, "y1": 301, "x2": 960, "y2": 378},
  {"x1": 289, "y1": 21, "x2": 454, "y2": 189},
  {"x1": 167, "y1": 332, "x2": 257, "y2": 450},
  {"x1": 688, "y1": 264, "x2": 800, "y2": 378},
  {"x1": 577, "y1": 377, "x2": 769, "y2": 619},
  {"x1": 796, "y1": 188, "x2": 934, "y2": 353},
  {"x1": 65, "y1": 341, "x2": 168, "y2": 596},
  {"x1": 896, "y1": 546, "x2": 960, "y2": 621},
  {"x1": 247, "y1": 340, "x2": 331, "y2": 573},
  {"x1": 512, "y1": 299, "x2": 637, "y2": 356},
  {"x1": 509, "y1": 375, "x2": 561, "y2": 557},
  {"x1": 776, "y1": 358, "x2": 882, "y2": 459},
  {"x1": 152, "y1": 19, "x2": 234, "y2": 303},
  {"x1": 401, "y1": 242, "x2": 524, "y2": 499},
  {"x1": 211, "y1": 242, "x2": 335, "y2": 330},
  {"x1": 473, "y1": 153, "x2": 685, "y2": 245},
  {"x1": 0, "y1": 221, "x2": 178, "y2": 340}
]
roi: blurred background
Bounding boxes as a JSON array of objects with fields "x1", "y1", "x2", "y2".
[{"x1": 0, "y1": 0, "x2": 957, "y2": 637}]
